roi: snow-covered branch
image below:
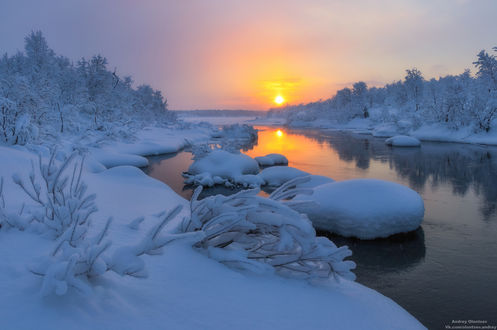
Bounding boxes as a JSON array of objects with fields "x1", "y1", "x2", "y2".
[{"x1": 182, "y1": 186, "x2": 356, "y2": 281}]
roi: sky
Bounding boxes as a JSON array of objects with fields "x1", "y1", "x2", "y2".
[{"x1": 1, "y1": 0, "x2": 496, "y2": 110}]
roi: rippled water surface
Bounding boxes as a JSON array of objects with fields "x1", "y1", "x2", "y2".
[{"x1": 145, "y1": 126, "x2": 497, "y2": 329}]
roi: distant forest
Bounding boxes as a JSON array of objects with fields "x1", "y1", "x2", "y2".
[
  {"x1": 269, "y1": 47, "x2": 497, "y2": 132},
  {"x1": 0, "y1": 31, "x2": 176, "y2": 145}
]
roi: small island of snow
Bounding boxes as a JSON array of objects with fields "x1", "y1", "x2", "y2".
[{"x1": 294, "y1": 179, "x2": 425, "y2": 239}]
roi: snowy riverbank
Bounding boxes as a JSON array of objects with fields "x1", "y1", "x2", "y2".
[
  {"x1": 250, "y1": 116, "x2": 497, "y2": 146},
  {"x1": 0, "y1": 125, "x2": 425, "y2": 330}
]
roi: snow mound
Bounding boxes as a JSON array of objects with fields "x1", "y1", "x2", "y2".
[
  {"x1": 89, "y1": 148, "x2": 149, "y2": 168},
  {"x1": 372, "y1": 123, "x2": 399, "y2": 138},
  {"x1": 184, "y1": 150, "x2": 260, "y2": 187},
  {"x1": 254, "y1": 153, "x2": 288, "y2": 167},
  {"x1": 294, "y1": 179, "x2": 424, "y2": 239},
  {"x1": 258, "y1": 166, "x2": 309, "y2": 187},
  {"x1": 385, "y1": 135, "x2": 421, "y2": 147}
]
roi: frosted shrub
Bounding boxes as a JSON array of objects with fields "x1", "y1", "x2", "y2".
[
  {"x1": 0, "y1": 97, "x2": 37, "y2": 145},
  {"x1": 182, "y1": 181, "x2": 356, "y2": 281},
  {"x1": 30, "y1": 204, "x2": 200, "y2": 296},
  {"x1": 7, "y1": 150, "x2": 199, "y2": 295},
  {"x1": 12, "y1": 150, "x2": 97, "y2": 238}
]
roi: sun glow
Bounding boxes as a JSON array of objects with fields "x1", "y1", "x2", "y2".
[
  {"x1": 274, "y1": 95, "x2": 285, "y2": 105},
  {"x1": 276, "y1": 129, "x2": 284, "y2": 137}
]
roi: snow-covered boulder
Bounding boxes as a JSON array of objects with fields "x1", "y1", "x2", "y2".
[
  {"x1": 254, "y1": 153, "x2": 288, "y2": 167},
  {"x1": 184, "y1": 150, "x2": 260, "y2": 187},
  {"x1": 294, "y1": 179, "x2": 424, "y2": 239},
  {"x1": 385, "y1": 135, "x2": 421, "y2": 147},
  {"x1": 258, "y1": 166, "x2": 309, "y2": 187},
  {"x1": 372, "y1": 123, "x2": 399, "y2": 138}
]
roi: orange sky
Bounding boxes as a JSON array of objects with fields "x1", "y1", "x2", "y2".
[{"x1": 1, "y1": 0, "x2": 497, "y2": 109}]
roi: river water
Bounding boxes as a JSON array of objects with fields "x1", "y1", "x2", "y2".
[{"x1": 145, "y1": 126, "x2": 497, "y2": 329}]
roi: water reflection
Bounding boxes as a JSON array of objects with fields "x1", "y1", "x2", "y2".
[
  {"x1": 248, "y1": 128, "x2": 497, "y2": 219},
  {"x1": 144, "y1": 126, "x2": 497, "y2": 329},
  {"x1": 318, "y1": 228, "x2": 426, "y2": 277}
]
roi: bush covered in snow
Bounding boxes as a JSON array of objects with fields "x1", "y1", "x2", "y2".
[
  {"x1": 268, "y1": 47, "x2": 497, "y2": 133},
  {"x1": 1, "y1": 149, "x2": 198, "y2": 296},
  {"x1": 0, "y1": 31, "x2": 175, "y2": 145},
  {"x1": 181, "y1": 184, "x2": 356, "y2": 281}
]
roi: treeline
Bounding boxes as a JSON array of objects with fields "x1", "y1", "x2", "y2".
[
  {"x1": 0, "y1": 31, "x2": 175, "y2": 145},
  {"x1": 269, "y1": 47, "x2": 497, "y2": 132}
]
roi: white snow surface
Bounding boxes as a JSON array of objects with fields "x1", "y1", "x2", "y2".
[
  {"x1": 385, "y1": 135, "x2": 421, "y2": 147},
  {"x1": 258, "y1": 166, "x2": 310, "y2": 187},
  {"x1": 254, "y1": 153, "x2": 289, "y2": 167},
  {"x1": 0, "y1": 144, "x2": 425, "y2": 330},
  {"x1": 184, "y1": 150, "x2": 262, "y2": 187},
  {"x1": 294, "y1": 179, "x2": 425, "y2": 239}
]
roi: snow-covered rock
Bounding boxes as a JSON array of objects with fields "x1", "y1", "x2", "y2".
[
  {"x1": 254, "y1": 153, "x2": 288, "y2": 167},
  {"x1": 258, "y1": 166, "x2": 309, "y2": 187},
  {"x1": 385, "y1": 135, "x2": 421, "y2": 147},
  {"x1": 184, "y1": 150, "x2": 260, "y2": 187},
  {"x1": 372, "y1": 123, "x2": 399, "y2": 138},
  {"x1": 294, "y1": 179, "x2": 425, "y2": 239}
]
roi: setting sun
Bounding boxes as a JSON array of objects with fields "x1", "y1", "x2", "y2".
[
  {"x1": 276, "y1": 129, "x2": 283, "y2": 137},
  {"x1": 274, "y1": 95, "x2": 285, "y2": 105}
]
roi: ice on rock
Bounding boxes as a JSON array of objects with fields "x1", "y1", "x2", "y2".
[
  {"x1": 184, "y1": 150, "x2": 260, "y2": 187},
  {"x1": 385, "y1": 135, "x2": 421, "y2": 147},
  {"x1": 258, "y1": 166, "x2": 310, "y2": 187},
  {"x1": 294, "y1": 179, "x2": 425, "y2": 239},
  {"x1": 254, "y1": 153, "x2": 288, "y2": 167}
]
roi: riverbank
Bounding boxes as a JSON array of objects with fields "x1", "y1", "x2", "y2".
[
  {"x1": 249, "y1": 116, "x2": 497, "y2": 146},
  {"x1": 0, "y1": 124, "x2": 425, "y2": 330}
]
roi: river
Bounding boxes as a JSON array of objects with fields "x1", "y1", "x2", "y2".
[{"x1": 145, "y1": 126, "x2": 497, "y2": 329}]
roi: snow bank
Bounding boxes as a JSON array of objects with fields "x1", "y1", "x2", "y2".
[
  {"x1": 254, "y1": 153, "x2": 288, "y2": 167},
  {"x1": 258, "y1": 166, "x2": 309, "y2": 186},
  {"x1": 184, "y1": 150, "x2": 261, "y2": 187},
  {"x1": 0, "y1": 146, "x2": 424, "y2": 330},
  {"x1": 89, "y1": 148, "x2": 149, "y2": 168},
  {"x1": 385, "y1": 135, "x2": 421, "y2": 147},
  {"x1": 294, "y1": 179, "x2": 424, "y2": 239}
]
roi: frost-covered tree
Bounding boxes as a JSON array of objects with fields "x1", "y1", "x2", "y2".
[
  {"x1": 270, "y1": 46, "x2": 497, "y2": 132},
  {"x1": 404, "y1": 68, "x2": 424, "y2": 112},
  {"x1": 0, "y1": 31, "x2": 175, "y2": 144}
]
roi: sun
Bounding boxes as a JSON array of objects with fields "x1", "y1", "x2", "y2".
[
  {"x1": 276, "y1": 129, "x2": 283, "y2": 137},
  {"x1": 274, "y1": 95, "x2": 285, "y2": 105}
]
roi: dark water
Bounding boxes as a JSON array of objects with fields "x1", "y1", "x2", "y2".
[{"x1": 145, "y1": 126, "x2": 497, "y2": 329}]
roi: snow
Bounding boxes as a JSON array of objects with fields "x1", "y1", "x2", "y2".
[
  {"x1": 293, "y1": 174, "x2": 335, "y2": 188},
  {"x1": 258, "y1": 166, "x2": 310, "y2": 187},
  {"x1": 254, "y1": 153, "x2": 288, "y2": 167},
  {"x1": 184, "y1": 150, "x2": 261, "y2": 187},
  {"x1": 294, "y1": 179, "x2": 425, "y2": 239},
  {"x1": 372, "y1": 123, "x2": 400, "y2": 138},
  {"x1": 0, "y1": 145, "x2": 425, "y2": 330},
  {"x1": 385, "y1": 135, "x2": 421, "y2": 147}
]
